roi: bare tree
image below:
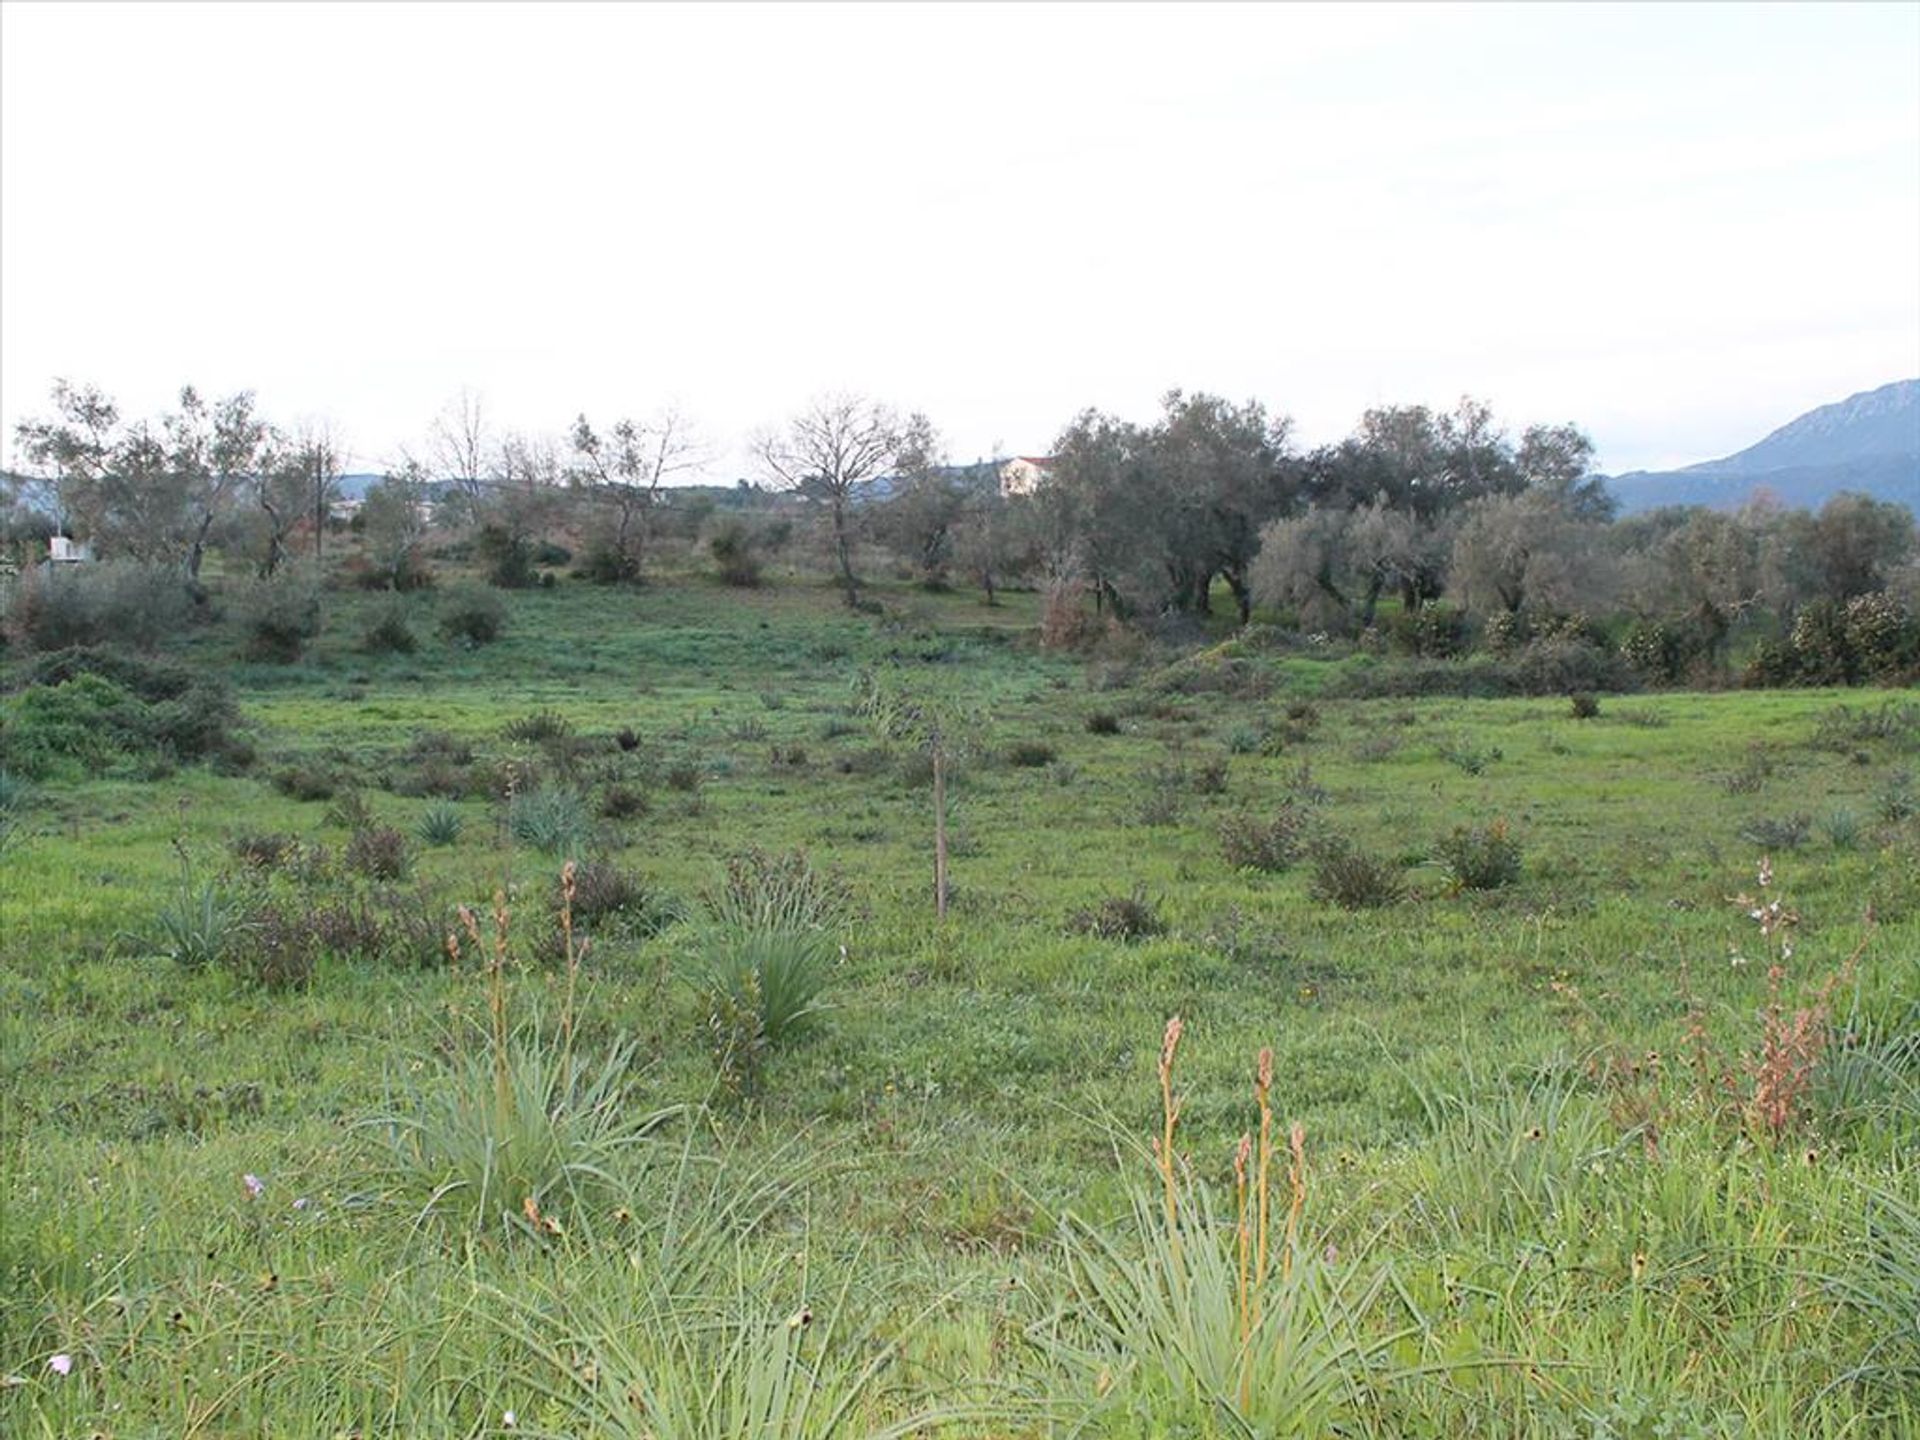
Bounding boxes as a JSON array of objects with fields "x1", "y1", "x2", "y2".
[
  {"x1": 425, "y1": 386, "x2": 492, "y2": 525},
  {"x1": 569, "y1": 408, "x2": 703, "y2": 583},
  {"x1": 756, "y1": 394, "x2": 903, "y2": 606}
]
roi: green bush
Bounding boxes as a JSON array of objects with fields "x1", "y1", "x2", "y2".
[
  {"x1": 439, "y1": 583, "x2": 507, "y2": 646},
  {"x1": 0, "y1": 648, "x2": 243, "y2": 779},
  {"x1": 1309, "y1": 837, "x2": 1405, "y2": 909},
  {"x1": 1005, "y1": 738, "x2": 1057, "y2": 768},
  {"x1": 562, "y1": 860, "x2": 678, "y2": 937},
  {"x1": 704, "y1": 847, "x2": 849, "y2": 932},
  {"x1": 1069, "y1": 887, "x2": 1166, "y2": 941},
  {"x1": 1737, "y1": 812, "x2": 1812, "y2": 851},
  {"x1": 346, "y1": 824, "x2": 411, "y2": 880},
  {"x1": 694, "y1": 928, "x2": 835, "y2": 1049},
  {"x1": 416, "y1": 802, "x2": 463, "y2": 847},
  {"x1": 148, "y1": 869, "x2": 251, "y2": 969},
  {"x1": 360, "y1": 602, "x2": 418, "y2": 655},
  {"x1": 1387, "y1": 603, "x2": 1468, "y2": 659},
  {"x1": 272, "y1": 762, "x2": 339, "y2": 802},
  {"x1": 503, "y1": 709, "x2": 572, "y2": 745},
  {"x1": 374, "y1": 1027, "x2": 663, "y2": 1233},
  {"x1": 477, "y1": 524, "x2": 537, "y2": 589},
  {"x1": 509, "y1": 785, "x2": 593, "y2": 857},
  {"x1": 4, "y1": 561, "x2": 195, "y2": 652},
  {"x1": 1219, "y1": 802, "x2": 1311, "y2": 873},
  {"x1": 576, "y1": 535, "x2": 641, "y2": 585},
  {"x1": 232, "y1": 574, "x2": 323, "y2": 662},
  {"x1": 1437, "y1": 817, "x2": 1523, "y2": 890}
]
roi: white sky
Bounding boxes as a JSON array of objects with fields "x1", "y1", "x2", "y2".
[{"x1": 3, "y1": 1, "x2": 1917, "y2": 480}]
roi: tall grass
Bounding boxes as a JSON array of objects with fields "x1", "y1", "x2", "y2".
[{"x1": 1037, "y1": 1019, "x2": 1432, "y2": 1434}]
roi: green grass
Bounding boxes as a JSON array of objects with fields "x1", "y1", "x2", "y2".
[{"x1": 3, "y1": 568, "x2": 1917, "y2": 1435}]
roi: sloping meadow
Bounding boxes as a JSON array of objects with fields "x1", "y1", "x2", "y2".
[{"x1": 3, "y1": 580, "x2": 1917, "y2": 1435}]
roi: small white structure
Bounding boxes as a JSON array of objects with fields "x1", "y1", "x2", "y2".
[
  {"x1": 999, "y1": 456, "x2": 1055, "y2": 496},
  {"x1": 48, "y1": 535, "x2": 89, "y2": 564}
]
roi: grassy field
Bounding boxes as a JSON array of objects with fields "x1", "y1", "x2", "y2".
[{"x1": 3, "y1": 573, "x2": 1917, "y2": 1437}]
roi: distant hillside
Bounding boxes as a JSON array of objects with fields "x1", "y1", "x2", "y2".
[{"x1": 1605, "y1": 380, "x2": 1919, "y2": 515}]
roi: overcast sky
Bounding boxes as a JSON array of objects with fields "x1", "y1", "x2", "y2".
[{"x1": 3, "y1": 1, "x2": 1916, "y2": 481}]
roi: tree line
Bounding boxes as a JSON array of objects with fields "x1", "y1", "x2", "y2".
[{"x1": 4, "y1": 381, "x2": 1915, "y2": 685}]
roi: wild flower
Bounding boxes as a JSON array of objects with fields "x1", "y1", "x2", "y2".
[
  {"x1": 47, "y1": 1354, "x2": 72, "y2": 1377},
  {"x1": 243, "y1": 1173, "x2": 265, "y2": 1200}
]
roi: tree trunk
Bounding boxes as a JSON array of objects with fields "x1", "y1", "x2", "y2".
[
  {"x1": 186, "y1": 512, "x2": 214, "y2": 584},
  {"x1": 1226, "y1": 568, "x2": 1252, "y2": 625},
  {"x1": 932, "y1": 739, "x2": 948, "y2": 919},
  {"x1": 831, "y1": 498, "x2": 859, "y2": 606},
  {"x1": 1360, "y1": 573, "x2": 1384, "y2": 627}
]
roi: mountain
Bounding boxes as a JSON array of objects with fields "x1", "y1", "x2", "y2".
[{"x1": 1604, "y1": 380, "x2": 1919, "y2": 515}]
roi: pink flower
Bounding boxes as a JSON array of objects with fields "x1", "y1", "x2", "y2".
[
  {"x1": 47, "y1": 1354, "x2": 72, "y2": 1377},
  {"x1": 243, "y1": 1173, "x2": 265, "y2": 1200}
]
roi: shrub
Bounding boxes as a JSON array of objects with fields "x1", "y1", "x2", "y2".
[
  {"x1": 20, "y1": 644, "x2": 196, "y2": 699},
  {"x1": 665, "y1": 759, "x2": 704, "y2": 792},
  {"x1": 1438, "y1": 734, "x2": 1499, "y2": 775},
  {"x1": 1736, "y1": 812, "x2": 1812, "y2": 851},
  {"x1": 1006, "y1": 738, "x2": 1057, "y2": 768},
  {"x1": 0, "y1": 660, "x2": 244, "y2": 779},
  {"x1": 1190, "y1": 755, "x2": 1230, "y2": 795},
  {"x1": 503, "y1": 710, "x2": 572, "y2": 745},
  {"x1": 598, "y1": 783, "x2": 650, "y2": 820},
  {"x1": 1568, "y1": 691, "x2": 1600, "y2": 720},
  {"x1": 416, "y1": 802, "x2": 463, "y2": 847},
  {"x1": 1619, "y1": 618, "x2": 1704, "y2": 685},
  {"x1": 705, "y1": 847, "x2": 849, "y2": 933},
  {"x1": 272, "y1": 763, "x2": 339, "y2": 802},
  {"x1": 0, "y1": 673, "x2": 151, "y2": 778},
  {"x1": 1820, "y1": 809, "x2": 1862, "y2": 851},
  {"x1": 1437, "y1": 818, "x2": 1523, "y2": 890},
  {"x1": 4, "y1": 560, "x2": 195, "y2": 652},
  {"x1": 1810, "y1": 701, "x2": 1920, "y2": 754},
  {"x1": 1041, "y1": 583, "x2": 1093, "y2": 651},
  {"x1": 1309, "y1": 837, "x2": 1405, "y2": 909},
  {"x1": 0, "y1": 770, "x2": 32, "y2": 817},
  {"x1": 1069, "y1": 888, "x2": 1166, "y2": 941},
  {"x1": 509, "y1": 786, "x2": 593, "y2": 857},
  {"x1": 230, "y1": 831, "x2": 298, "y2": 870},
  {"x1": 232, "y1": 903, "x2": 319, "y2": 990},
  {"x1": 698, "y1": 929, "x2": 833, "y2": 1052},
  {"x1": 374, "y1": 1027, "x2": 661, "y2": 1234},
  {"x1": 324, "y1": 789, "x2": 375, "y2": 830},
  {"x1": 148, "y1": 868, "x2": 251, "y2": 969},
  {"x1": 233, "y1": 574, "x2": 324, "y2": 663},
  {"x1": 1084, "y1": 711, "x2": 1121, "y2": 736},
  {"x1": 615, "y1": 725, "x2": 642, "y2": 752},
  {"x1": 1134, "y1": 775, "x2": 1184, "y2": 827},
  {"x1": 1845, "y1": 590, "x2": 1920, "y2": 680},
  {"x1": 708, "y1": 516, "x2": 767, "y2": 587},
  {"x1": 439, "y1": 583, "x2": 506, "y2": 646},
  {"x1": 1219, "y1": 802, "x2": 1311, "y2": 873},
  {"x1": 476, "y1": 524, "x2": 537, "y2": 589},
  {"x1": 1723, "y1": 743, "x2": 1775, "y2": 795},
  {"x1": 307, "y1": 897, "x2": 390, "y2": 962},
  {"x1": 346, "y1": 824, "x2": 411, "y2": 880},
  {"x1": 562, "y1": 860, "x2": 677, "y2": 937},
  {"x1": 1877, "y1": 771, "x2": 1916, "y2": 823},
  {"x1": 1387, "y1": 603, "x2": 1468, "y2": 659},
  {"x1": 360, "y1": 603, "x2": 418, "y2": 655}
]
